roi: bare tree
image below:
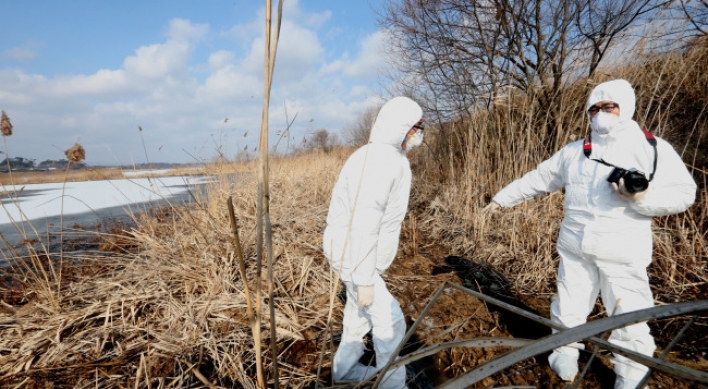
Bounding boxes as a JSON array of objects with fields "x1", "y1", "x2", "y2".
[
  {"x1": 681, "y1": 0, "x2": 708, "y2": 35},
  {"x1": 381, "y1": 0, "x2": 671, "y2": 153},
  {"x1": 382, "y1": 0, "x2": 502, "y2": 117},
  {"x1": 342, "y1": 105, "x2": 381, "y2": 146},
  {"x1": 307, "y1": 129, "x2": 338, "y2": 153},
  {"x1": 574, "y1": 0, "x2": 667, "y2": 77}
]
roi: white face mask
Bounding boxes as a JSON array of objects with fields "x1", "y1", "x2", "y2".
[
  {"x1": 403, "y1": 129, "x2": 424, "y2": 151},
  {"x1": 590, "y1": 112, "x2": 620, "y2": 135}
]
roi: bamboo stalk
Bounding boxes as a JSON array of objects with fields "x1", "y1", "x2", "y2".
[
  {"x1": 56, "y1": 160, "x2": 72, "y2": 311},
  {"x1": 227, "y1": 197, "x2": 254, "y2": 315},
  {"x1": 227, "y1": 196, "x2": 263, "y2": 388},
  {"x1": 257, "y1": 1, "x2": 284, "y2": 388},
  {"x1": 268, "y1": 3, "x2": 284, "y2": 387}
]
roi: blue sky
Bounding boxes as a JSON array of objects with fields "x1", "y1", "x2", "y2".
[{"x1": 0, "y1": 0, "x2": 393, "y2": 165}]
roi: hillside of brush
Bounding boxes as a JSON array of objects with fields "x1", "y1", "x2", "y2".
[{"x1": 409, "y1": 35, "x2": 707, "y2": 300}]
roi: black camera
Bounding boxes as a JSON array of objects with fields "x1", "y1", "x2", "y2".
[{"x1": 607, "y1": 168, "x2": 649, "y2": 193}]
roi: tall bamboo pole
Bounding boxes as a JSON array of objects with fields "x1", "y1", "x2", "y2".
[
  {"x1": 257, "y1": 1, "x2": 284, "y2": 388},
  {"x1": 227, "y1": 196, "x2": 264, "y2": 388}
]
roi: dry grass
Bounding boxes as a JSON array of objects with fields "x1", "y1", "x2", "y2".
[
  {"x1": 0, "y1": 165, "x2": 215, "y2": 186},
  {"x1": 0, "y1": 150, "x2": 351, "y2": 388},
  {"x1": 0, "y1": 140, "x2": 704, "y2": 388}
]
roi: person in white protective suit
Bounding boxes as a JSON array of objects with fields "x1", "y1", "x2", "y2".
[
  {"x1": 323, "y1": 96, "x2": 424, "y2": 389},
  {"x1": 484, "y1": 79, "x2": 696, "y2": 389}
]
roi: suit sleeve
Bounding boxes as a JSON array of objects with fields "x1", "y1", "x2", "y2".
[
  {"x1": 629, "y1": 139, "x2": 696, "y2": 216},
  {"x1": 492, "y1": 147, "x2": 567, "y2": 208}
]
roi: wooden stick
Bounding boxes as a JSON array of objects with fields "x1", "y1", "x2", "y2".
[
  {"x1": 257, "y1": 1, "x2": 285, "y2": 388},
  {"x1": 226, "y1": 196, "x2": 263, "y2": 388}
]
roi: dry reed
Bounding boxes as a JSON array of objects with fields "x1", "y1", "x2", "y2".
[
  {"x1": 411, "y1": 36, "x2": 708, "y2": 302},
  {"x1": 0, "y1": 144, "x2": 702, "y2": 388},
  {"x1": 0, "y1": 151, "x2": 348, "y2": 388},
  {"x1": 1, "y1": 110, "x2": 12, "y2": 137},
  {"x1": 0, "y1": 166, "x2": 212, "y2": 186},
  {"x1": 64, "y1": 143, "x2": 86, "y2": 163}
]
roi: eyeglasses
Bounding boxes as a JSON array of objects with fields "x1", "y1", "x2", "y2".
[
  {"x1": 587, "y1": 103, "x2": 619, "y2": 115},
  {"x1": 413, "y1": 124, "x2": 424, "y2": 131}
]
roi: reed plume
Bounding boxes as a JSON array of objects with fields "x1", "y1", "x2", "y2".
[
  {"x1": 64, "y1": 143, "x2": 86, "y2": 163},
  {"x1": 1, "y1": 110, "x2": 12, "y2": 136}
]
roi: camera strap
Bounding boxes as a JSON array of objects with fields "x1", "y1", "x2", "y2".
[{"x1": 583, "y1": 128, "x2": 658, "y2": 181}]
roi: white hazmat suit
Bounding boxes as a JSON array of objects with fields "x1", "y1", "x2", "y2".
[
  {"x1": 491, "y1": 80, "x2": 696, "y2": 388},
  {"x1": 323, "y1": 96, "x2": 423, "y2": 389}
]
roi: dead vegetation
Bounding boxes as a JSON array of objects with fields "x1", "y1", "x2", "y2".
[
  {"x1": 0, "y1": 151, "x2": 348, "y2": 388},
  {"x1": 0, "y1": 143, "x2": 704, "y2": 388},
  {"x1": 0, "y1": 165, "x2": 215, "y2": 186}
]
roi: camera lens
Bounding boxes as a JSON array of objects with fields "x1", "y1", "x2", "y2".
[{"x1": 623, "y1": 171, "x2": 649, "y2": 193}]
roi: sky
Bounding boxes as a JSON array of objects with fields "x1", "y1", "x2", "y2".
[{"x1": 0, "y1": 0, "x2": 394, "y2": 166}]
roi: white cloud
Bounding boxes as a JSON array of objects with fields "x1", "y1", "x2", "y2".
[
  {"x1": 320, "y1": 58, "x2": 344, "y2": 74},
  {"x1": 304, "y1": 10, "x2": 332, "y2": 28},
  {"x1": 166, "y1": 18, "x2": 209, "y2": 41},
  {"x1": 201, "y1": 65, "x2": 261, "y2": 100},
  {"x1": 208, "y1": 50, "x2": 234, "y2": 69},
  {"x1": 283, "y1": 0, "x2": 332, "y2": 28},
  {"x1": 0, "y1": 6, "x2": 393, "y2": 165},
  {"x1": 342, "y1": 30, "x2": 389, "y2": 79},
  {"x1": 348, "y1": 85, "x2": 377, "y2": 100},
  {"x1": 239, "y1": 20, "x2": 325, "y2": 83},
  {"x1": 59, "y1": 116, "x2": 77, "y2": 129},
  {"x1": 220, "y1": 19, "x2": 261, "y2": 46},
  {"x1": 118, "y1": 18, "x2": 207, "y2": 81},
  {"x1": 0, "y1": 70, "x2": 47, "y2": 105},
  {"x1": 2, "y1": 46, "x2": 37, "y2": 61},
  {"x1": 123, "y1": 41, "x2": 191, "y2": 79},
  {"x1": 48, "y1": 69, "x2": 129, "y2": 97},
  {"x1": 273, "y1": 21, "x2": 324, "y2": 81}
]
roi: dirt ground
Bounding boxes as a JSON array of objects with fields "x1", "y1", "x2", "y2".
[
  {"x1": 1, "y1": 214, "x2": 705, "y2": 388},
  {"x1": 379, "y1": 244, "x2": 708, "y2": 389}
]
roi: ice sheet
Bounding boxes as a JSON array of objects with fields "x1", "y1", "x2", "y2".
[{"x1": 0, "y1": 175, "x2": 210, "y2": 225}]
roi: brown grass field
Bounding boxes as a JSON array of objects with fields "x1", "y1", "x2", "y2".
[
  {"x1": 0, "y1": 147, "x2": 704, "y2": 388},
  {"x1": 0, "y1": 36, "x2": 706, "y2": 389},
  {"x1": 0, "y1": 165, "x2": 212, "y2": 186}
]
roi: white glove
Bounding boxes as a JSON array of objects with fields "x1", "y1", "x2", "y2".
[
  {"x1": 612, "y1": 178, "x2": 648, "y2": 202},
  {"x1": 482, "y1": 201, "x2": 501, "y2": 213},
  {"x1": 357, "y1": 285, "x2": 374, "y2": 308}
]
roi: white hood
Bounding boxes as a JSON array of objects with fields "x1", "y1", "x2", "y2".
[
  {"x1": 586, "y1": 79, "x2": 636, "y2": 124},
  {"x1": 368, "y1": 96, "x2": 423, "y2": 148},
  {"x1": 585, "y1": 79, "x2": 647, "y2": 167}
]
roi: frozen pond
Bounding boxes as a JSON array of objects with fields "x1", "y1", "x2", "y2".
[{"x1": 0, "y1": 175, "x2": 215, "y2": 258}]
